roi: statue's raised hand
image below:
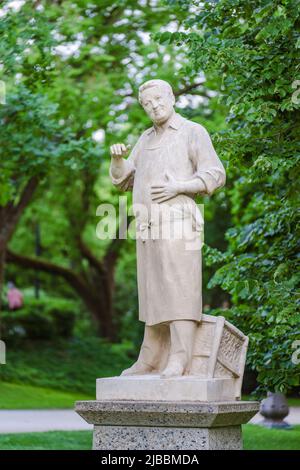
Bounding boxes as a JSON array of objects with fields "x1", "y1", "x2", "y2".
[{"x1": 110, "y1": 143, "x2": 130, "y2": 158}]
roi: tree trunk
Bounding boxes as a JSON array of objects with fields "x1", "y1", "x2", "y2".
[
  {"x1": 0, "y1": 175, "x2": 39, "y2": 315},
  {"x1": 89, "y1": 291, "x2": 116, "y2": 341},
  {"x1": 75, "y1": 278, "x2": 116, "y2": 341}
]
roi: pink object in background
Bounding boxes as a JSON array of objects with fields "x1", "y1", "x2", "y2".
[{"x1": 7, "y1": 287, "x2": 23, "y2": 310}]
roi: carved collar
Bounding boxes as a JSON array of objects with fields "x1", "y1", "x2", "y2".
[{"x1": 145, "y1": 112, "x2": 185, "y2": 136}]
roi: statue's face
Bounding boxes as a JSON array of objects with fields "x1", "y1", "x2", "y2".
[{"x1": 140, "y1": 86, "x2": 174, "y2": 125}]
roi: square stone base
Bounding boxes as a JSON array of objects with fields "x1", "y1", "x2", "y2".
[
  {"x1": 75, "y1": 400, "x2": 259, "y2": 450},
  {"x1": 96, "y1": 375, "x2": 237, "y2": 402}
]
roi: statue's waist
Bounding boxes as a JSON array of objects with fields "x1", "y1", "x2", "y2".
[{"x1": 134, "y1": 201, "x2": 203, "y2": 229}]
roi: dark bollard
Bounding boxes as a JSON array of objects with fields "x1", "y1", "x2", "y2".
[{"x1": 259, "y1": 392, "x2": 291, "y2": 429}]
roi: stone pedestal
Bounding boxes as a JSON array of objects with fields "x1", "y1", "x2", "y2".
[
  {"x1": 75, "y1": 376, "x2": 259, "y2": 450},
  {"x1": 76, "y1": 400, "x2": 258, "y2": 450}
]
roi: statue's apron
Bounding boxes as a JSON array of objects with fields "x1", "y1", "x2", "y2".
[{"x1": 133, "y1": 129, "x2": 203, "y2": 326}]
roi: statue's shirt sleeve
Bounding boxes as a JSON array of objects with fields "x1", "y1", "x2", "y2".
[
  {"x1": 109, "y1": 135, "x2": 143, "y2": 191},
  {"x1": 188, "y1": 123, "x2": 226, "y2": 196}
]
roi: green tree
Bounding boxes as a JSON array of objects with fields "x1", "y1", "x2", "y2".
[{"x1": 0, "y1": 3, "x2": 97, "y2": 317}]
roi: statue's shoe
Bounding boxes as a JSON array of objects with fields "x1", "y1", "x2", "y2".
[
  {"x1": 160, "y1": 360, "x2": 185, "y2": 378},
  {"x1": 120, "y1": 361, "x2": 154, "y2": 376}
]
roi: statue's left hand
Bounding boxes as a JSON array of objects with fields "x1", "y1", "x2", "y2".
[{"x1": 151, "y1": 172, "x2": 181, "y2": 203}]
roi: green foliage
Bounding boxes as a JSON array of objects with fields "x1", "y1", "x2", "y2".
[
  {"x1": 0, "y1": 85, "x2": 98, "y2": 206},
  {"x1": 0, "y1": 382, "x2": 93, "y2": 409},
  {"x1": 0, "y1": 1, "x2": 56, "y2": 88},
  {"x1": 0, "y1": 337, "x2": 134, "y2": 394},
  {"x1": 1, "y1": 296, "x2": 78, "y2": 341},
  {"x1": 158, "y1": 0, "x2": 300, "y2": 394},
  {"x1": 0, "y1": 3, "x2": 100, "y2": 212}
]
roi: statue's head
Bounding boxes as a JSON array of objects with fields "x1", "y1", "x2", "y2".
[{"x1": 138, "y1": 79, "x2": 175, "y2": 125}]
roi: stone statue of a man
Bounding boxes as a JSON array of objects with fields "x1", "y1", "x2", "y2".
[{"x1": 110, "y1": 79, "x2": 226, "y2": 378}]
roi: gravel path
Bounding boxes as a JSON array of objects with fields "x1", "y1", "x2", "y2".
[{"x1": 0, "y1": 409, "x2": 92, "y2": 433}]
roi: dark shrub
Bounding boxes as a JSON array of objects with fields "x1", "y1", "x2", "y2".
[{"x1": 1, "y1": 297, "x2": 77, "y2": 342}]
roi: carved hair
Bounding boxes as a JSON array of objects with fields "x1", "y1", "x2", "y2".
[{"x1": 138, "y1": 79, "x2": 174, "y2": 104}]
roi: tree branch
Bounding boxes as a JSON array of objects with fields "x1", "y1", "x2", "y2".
[
  {"x1": 121, "y1": 82, "x2": 208, "y2": 99},
  {"x1": 14, "y1": 176, "x2": 40, "y2": 216},
  {"x1": 174, "y1": 82, "x2": 206, "y2": 97},
  {"x1": 0, "y1": 176, "x2": 39, "y2": 247},
  {"x1": 6, "y1": 248, "x2": 92, "y2": 301}
]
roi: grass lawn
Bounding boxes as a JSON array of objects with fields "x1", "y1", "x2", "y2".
[
  {"x1": 0, "y1": 382, "x2": 94, "y2": 410},
  {"x1": 0, "y1": 431, "x2": 92, "y2": 450},
  {"x1": 0, "y1": 338, "x2": 133, "y2": 395},
  {"x1": 243, "y1": 424, "x2": 300, "y2": 450},
  {"x1": 0, "y1": 425, "x2": 299, "y2": 450}
]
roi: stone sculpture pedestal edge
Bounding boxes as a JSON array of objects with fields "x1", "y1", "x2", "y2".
[{"x1": 75, "y1": 399, "x2": 259, "y2": 450}]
